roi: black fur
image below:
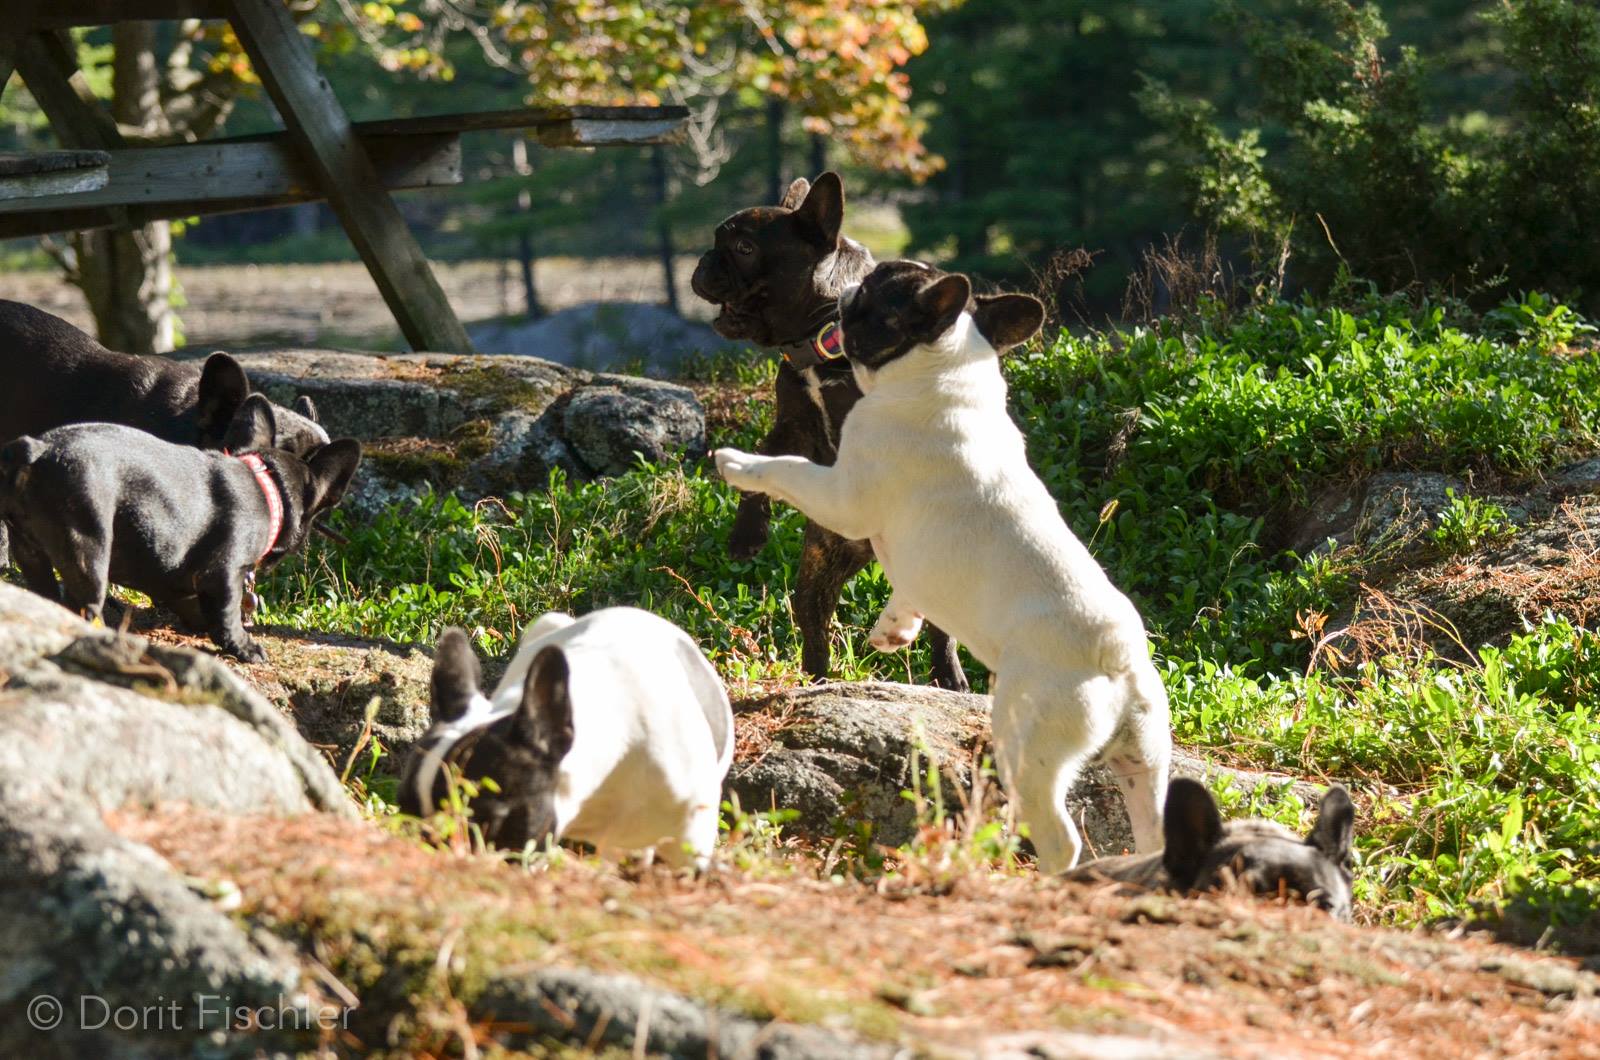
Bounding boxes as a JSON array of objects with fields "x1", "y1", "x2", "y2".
[
  {"x1": 690, "y1": 174, "x2": 971, "y2": 690},
  {"x1": 0, "y1": 299, "x2": 327, "y2": 455},
  {"x1": 0, "y1": 398, "x2": 360, "y2": 662},
  {"x1": 399, "y1": 629, "x2": 574, "y2": 850},
  {"x1": 1066, "y1": 778, "x2": 1357, "y2": 921}
]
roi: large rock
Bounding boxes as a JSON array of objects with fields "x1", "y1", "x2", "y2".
[
  {"x1": 0, "y1": 583, "x2": 353, "y2": 1056},
  {"x1": 728, "y1": 682, "x2": 1321, "y2": 857},
  {"x1": 468, "y1": 301, "x2": 739, "y2": 375},
  {"x1": 206, "y1": 349, "x2": 707, "y2": 513}
]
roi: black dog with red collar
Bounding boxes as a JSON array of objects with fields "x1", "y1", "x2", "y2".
[
  {"x1": 0, "y1": 396, "x2": 359, "y2": 663},
  {"x1": 690, "y1": 171, "x2": 971, "y2": 691}
]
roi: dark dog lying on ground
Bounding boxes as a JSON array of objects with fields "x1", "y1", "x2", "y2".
[
  {"x1": 690, "y1": 172, "x2": 969, "y2": 690},
  {"x1": 0, "y1": 397, "x2": 360, "y2": 662},
  {"x1": 1066, "y1": 777, "x2": 1356, "y2": 920}
]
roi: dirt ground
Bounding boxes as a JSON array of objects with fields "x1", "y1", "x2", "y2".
[
  {"x1": 111, "y1": 808, "x2": 1599, "y2": 1059},
  {"x1": 0, "y1": 256, "x2": 712, "y2": 351}
]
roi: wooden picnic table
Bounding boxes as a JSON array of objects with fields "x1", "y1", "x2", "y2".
[{"x1": 0, "y1": 0, "x2": 688, "y2": 354}]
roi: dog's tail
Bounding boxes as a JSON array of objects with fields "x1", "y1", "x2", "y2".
[{"x1": 0, "y1": 436, "x2": 46, "y2": 512}]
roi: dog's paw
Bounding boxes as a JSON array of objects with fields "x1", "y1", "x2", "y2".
[
  {"x1": 868, "y1": 610, "x2": 923, "y2": 652},
  {"x1": 226, "y1": 639, "x2": 267, "y2": 665},
  {"x1": 713, "y1": 448, "x2": 760, "y2": 488},
  {"x1": 728, "y1": 520, "x2": 769, "y2": 561}
]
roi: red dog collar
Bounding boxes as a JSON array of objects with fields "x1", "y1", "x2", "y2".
[
  {"x1": 236, "y1": 453, "x2": 283, "y2": 562},
  {"x1": 778, "y1": 321, "x2": 845, "y2": 369}
]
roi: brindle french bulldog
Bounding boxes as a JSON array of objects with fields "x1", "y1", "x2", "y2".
[{"x1": 690, "y1": 172, "x2": 970, "y2": 690}]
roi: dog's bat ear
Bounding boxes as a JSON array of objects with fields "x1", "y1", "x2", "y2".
[
  {"x1": 429, "y1": 627, "x2": 481, "y2": 723},
  {"x1": 780, "y1": 177, "x2": 811, "y2": 210},
  {"x1": 306, "y1": 439, "x2": 362, "y2": 513},
  {"x1": 792, "y1": 171, "x2": 844, "y2": 248},
  {"x1": 293, "y1": 394, "x2": 320, "y2": 424},
  {"x1": 1307, "y1": 784, "x2": 1356, "y2": 868},
  {"x1": 1160, "y1": 778, "x2": 1225, "y2": 890},
  {"x1": 222, "y1": 393, "x2": 278, "y2": 453},
  {"x1": 513, "y1": 646, "x2": 576, "y2": 762},
  {"x1": 916, "y1": 273, "x2": 972, "y2": 336},
  {"x1": 196, "y1": 353, "x2": 251, "y2": 443},
  {"x1": 972, "y1": 293, "x2": 1046, "y2": 354}
]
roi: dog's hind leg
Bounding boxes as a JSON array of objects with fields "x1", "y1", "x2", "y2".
[
  {"x1": 8, "y1": 528, "x2": 61, "y2": 603},
  {"x1": 923, "y1": 624, "x2": 969, "y2": 692},
  {"x1": 794, "y1": 527, "x2": 871, "y2": 679},
  {"x1": 1099, "y1": 664, "x2": 1173, "y2": 855},
  {"x1": 993, "y1": 668, "x2": 1118, "y2": 873}
]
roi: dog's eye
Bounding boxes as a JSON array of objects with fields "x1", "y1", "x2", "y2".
[{"x1": 735, "y1": 239, "x2": 755, "y2": 256}]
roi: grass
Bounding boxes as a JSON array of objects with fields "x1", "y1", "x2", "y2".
[{"x1": 257, "y1": 289, "x2": 1600, "y2": 949}]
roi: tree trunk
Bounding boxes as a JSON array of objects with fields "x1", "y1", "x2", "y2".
[
  {"x1": 651, "y1": 145, "x2": 679, "y2": 315},
  {"x1": 72, "y1": 23, "x2": 175, "y2": 354},
  {"x1": 512, "y1": 137, "x2": 544, "y2": 319},
  {"x1": 809, "y1": 132, "x2": 826, "y2": 177},
  {"x1": 765, "y1": 98, "x2": 785, "y2": 205}
]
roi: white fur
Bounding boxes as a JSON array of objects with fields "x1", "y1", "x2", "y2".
[
  {"x1": 715, "y1": 313, "x2": 1171, "y2": 872},
  {"x1": 455, "y1": 607, "x2": 733, "y2": 867}
]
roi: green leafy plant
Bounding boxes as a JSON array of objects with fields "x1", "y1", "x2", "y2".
[{"x1": 1430, "y1": 489, "x2": 1518, "y2": 556}]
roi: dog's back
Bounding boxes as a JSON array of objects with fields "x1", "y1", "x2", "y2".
[{"x1": 0, "y1": 301, "x2": 202, "y2": 443}]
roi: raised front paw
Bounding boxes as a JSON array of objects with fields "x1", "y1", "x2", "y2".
[
  {"x1": 868, "y1": 608, "x2": 923, "y2": 652},
  {"x1": 713, "y1": 448, "x2": 762, "y2": 491}
]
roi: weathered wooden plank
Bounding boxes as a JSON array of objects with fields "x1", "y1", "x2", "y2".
[
  {"x1": 0, "y1": 148, "x2": 109, "y2": 177},
  {"x1": 0, "y1": 149, "x2": 109, "y2": 201},
  {"x1": 14, "y1": 31, "x2": 125, "y2": 150},
  {"x1": 0, "y1": 0, "x2": 44, "y2": 108},
  {"x1": 0, "y1": 134, "x2": 458, "y2": 213},
  {"x1": 536, "y1": 117, "x2": 686, "y2": 147},
  {"x1": 355, "y1": 105, "x2": 690, "y2": 138},
  {"x1": 33, "y1": 0, "x2": 229, "y2": 28},
  {"x1": 226, "y1": 0, "x2": 472, "y2": 354}
]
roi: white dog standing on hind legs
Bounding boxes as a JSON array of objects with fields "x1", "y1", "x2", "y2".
[{"x1": 715, "y1": 260, "x2": 1171, "y2": 872}]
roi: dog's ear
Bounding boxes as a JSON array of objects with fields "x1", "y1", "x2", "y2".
[
  {"x1": 780, "y1": 177, "x2": 811, "y2": 210},
  {"x1": 512, "y1": 645, "x2": 575, "y2": 762},
  {"x1": 1161, "y1": 778, "x2": 1225, "y2": 890},
  {"x1": 1307, "y1": 784, "x2": 1356, "y2": 868},
  {"x1": 791, "y1": 171, "x2": 844, "y2": 248},
  {"x1": 293, "y1": 395, "x2": 320, "y2": 424},
  {"x1": 972, "y1": 293, "x2": 1045, "y2": 354},
  {"x1": 196, "y1": 353, "x2": 251, "y2": 442},
  {"x1": 305, "y1": 439, "x2": 362, "y2": 514},
  {"x1": 222, "y1": 393, "x2": 277, "y2": 453},
  {"x1": 916, "y1": 273, "x2": 972, "y2": 337},
  {"x1": 429, "y1": 627, "x2": 481, "y2": 723}
]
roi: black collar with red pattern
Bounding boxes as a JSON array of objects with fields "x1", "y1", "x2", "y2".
[{"x1": 775, "y1": 320, "x2": 845, "y2": 370}]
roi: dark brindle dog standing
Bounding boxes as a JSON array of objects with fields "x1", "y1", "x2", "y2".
[{"x1": 691, "y1": 172, "x2": 969, "y2": 690}]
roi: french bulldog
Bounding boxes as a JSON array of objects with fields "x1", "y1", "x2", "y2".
[
  {"x1": 0, "y1": 396, "x2": 361, "y2": 662},
  {"x1": 714, "y1": 261, "x2": 1172, "y2": 872},
  {"x1": 400, "y1": 607, "x2": 734, "y2": 867},
  {"x1": 0, "y1": 299, "x2": 328, "y2": 455},
  {"x1": 690, "y1": 173, "x2": 971, "y2": 691},
  {"x1": 1066, "y1": 778, "x2": 1356, "y2": 921},
  {"x1": 0, "y1": 299, "x2": 331, "y2": 576}
]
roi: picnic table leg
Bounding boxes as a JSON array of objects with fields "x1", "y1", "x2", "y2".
[
  {"x1": 0, "y1": 1, "x2": 42, "y2": 109},
  {"x1": 224, "y1": 0, "x2": 474, "y2": 354}
]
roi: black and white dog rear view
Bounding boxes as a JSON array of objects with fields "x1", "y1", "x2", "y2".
[
  {"x1": 715, "y1": 260, "x2": 1172, "y2": 872},
  {"x1": 0, "y1": 397, "x2": 361, "y2": 662},
  {"x1": 400, "y1": 607, "x2": 735, "y2": 867},
  {"x1": 1067, "y1": 778, "x2": 1356, "y2": 921}
]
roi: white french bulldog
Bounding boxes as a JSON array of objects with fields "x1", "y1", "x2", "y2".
[
  {"x1": 399, "y1": 607, "x2": 734, "y2": 867},
  {"x1": 714, "y1": 260, "x2": 1171, "y2": 872}
]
